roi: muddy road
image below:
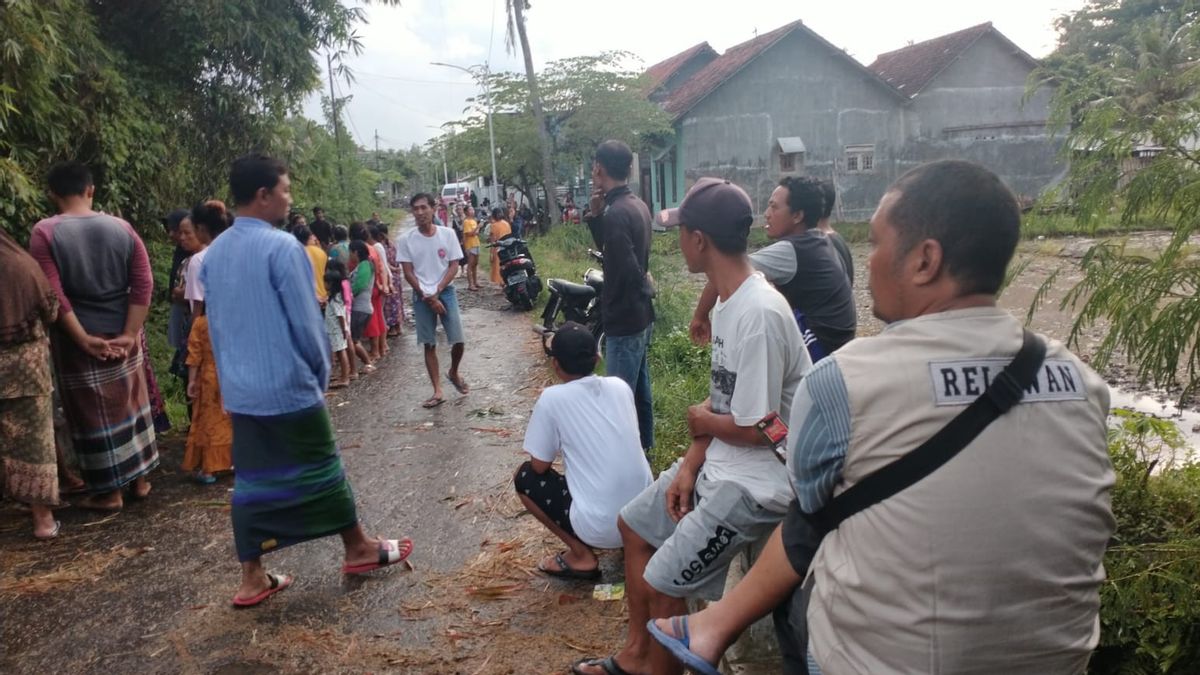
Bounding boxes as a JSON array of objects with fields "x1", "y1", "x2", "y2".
[
  {"x1": 1, "y1": 290, "x2": 626, "y2": 675},
  {"x1": 2, "y1": 231, "x2": 1198, "y2": 675}
]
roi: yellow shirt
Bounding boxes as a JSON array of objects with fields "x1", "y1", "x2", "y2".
[
  {"x1": 305, "y1": 245, "x2": 328, "y2": 301},
  {"x1": 463, "y1": 218, "x2": 481, "y2": 249}
]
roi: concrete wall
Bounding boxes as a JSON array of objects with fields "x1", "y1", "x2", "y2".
[
  {"x1": 903, "y1": 33, "x2": 1066, "y2": 201},
  {"x1": 677, "y1": 29, "x2": 906, "y2": 221}
]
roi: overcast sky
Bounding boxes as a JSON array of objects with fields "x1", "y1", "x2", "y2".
[{"x1": 303, "y1": 0, "x2": 1089, "y2": 151}]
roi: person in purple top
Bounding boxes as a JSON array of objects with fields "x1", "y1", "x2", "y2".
[{"x1": 28, "y1": 161, "x2": 159, "y2": 512}]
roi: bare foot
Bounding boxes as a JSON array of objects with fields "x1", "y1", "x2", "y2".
[
  {"x1": 76, "y1": 492, "x2": 123, "y2": 512},
  {"x1": 130, "y1": 477, "x2": 152, "y2": 500}
]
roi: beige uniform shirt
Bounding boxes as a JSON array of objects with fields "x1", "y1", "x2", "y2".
[{"x1": 807, "y1": 307, "x2": 1115, "y2": 674}]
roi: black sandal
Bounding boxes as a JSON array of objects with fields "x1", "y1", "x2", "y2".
[{"x1": 538, "y1": 552, "x2": 600, "y2": 581}]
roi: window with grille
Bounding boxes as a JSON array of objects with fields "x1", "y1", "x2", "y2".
[{"x1": 844, "y1": 144, "x2": 875, "y2": 174}]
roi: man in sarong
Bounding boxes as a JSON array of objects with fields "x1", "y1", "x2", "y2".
[
  {"x1": 202, "y1": 154, "x2": 413, "y2": 608},
  {"x1": 29, "y1": 161, "x2": 158, "y2": 512}
]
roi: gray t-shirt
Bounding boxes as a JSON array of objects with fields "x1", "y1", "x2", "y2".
[
  {"x1": 827, "y1": 231, "x2": 854, "y2": 286},
  {"x1": 749, "y1": 231, "x2": 856, "y2": 353}
]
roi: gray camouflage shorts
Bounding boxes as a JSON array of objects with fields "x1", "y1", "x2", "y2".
[{"x1": 619, "y1": 459, "x2": 783, "y2": 601}]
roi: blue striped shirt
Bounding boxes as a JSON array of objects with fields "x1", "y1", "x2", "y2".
[
  {"x1": 200, "y1": 216, "x2": 330, "y2": 416},
  {"x1": 787, "y1": 356, "x2": 852, "y2": 513}
]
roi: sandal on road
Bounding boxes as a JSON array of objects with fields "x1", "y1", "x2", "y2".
[
  {"x1": 342, "y1": 538, "x2": 413, "y2": 575},
  {"x1": 232, "y1": 573, "x2": 293, "y2": 609},
  {"x1": 34, "y1": 520, "x2": 61, "y2": 541},
  {"x1": 421, "y1": 396, "x2": 445, "y2": 409},
  {"x1": 646, "y1": 615, "x2": 721, "y2": 675},
  {"x1": 570, "y1": 656, "x2": 634, "y2": 675},
  {"x1": 538, "y1": 552, "x2": 600, "y2": 581},
  {"x1": 446, "y1": 372, "x2": 469, "y2": 395}
]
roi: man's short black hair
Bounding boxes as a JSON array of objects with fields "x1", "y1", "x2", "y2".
[
  {"x1": 47, "y1": 161, "x2": 93, "y2": 198},
  {"x1": 594, "y1": 140, "x2": 633, "y2": 181},
  {"x1": 313, "y1": 206, "x2": 324, "y2": 214},
  {"x1": 410, "y1": 192, "x2": 434, "y2": 208},
  {"x1": 491, "y1": 206, "x2": 506, "y2": 221},
  {"x1": 820, "y1": 180, "x2": 836, "y2": 220},
  {"x1": 229, "y1": 154, "x2": 288, "y2": 206},
  {"x1": 777, "y1": 176, "x2": 824, "y2": 228},
  {"x1": 332, "y1": 224, "x2": 349, "y2": 242},
  {"x1": 887, "y1": 160, "x2": 1020, "y2": 296},
  {"x1": 348, "y1": 221, "x2": 368, "y2": 242}
]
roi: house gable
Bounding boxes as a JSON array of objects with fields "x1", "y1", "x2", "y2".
[
  {"x1": 644, "y1": 42, "x2": 718, "y2": 102},
  {"x1": 662, "y1": 20, "x2": 904, "y2": 121}
]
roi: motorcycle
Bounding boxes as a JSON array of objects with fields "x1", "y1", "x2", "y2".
[
  {"x1": 537, "y1": 249, "x2": 605, "y2": 351},
  {"x1": 490, "y1": 236, "x2": 542, "y2": 310}
]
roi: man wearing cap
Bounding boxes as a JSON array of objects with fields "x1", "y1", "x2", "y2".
[
  {"x1": 514, "y1": 322, "x2": 653, "y2": 581},
  {"x1": 572, "y1": 178, "x2": 811, "y2": 675},
  {"x1": 690, "y1": 176, "x2": 855, "y2": 363},
  {"x1": 586, "y1": 140, "x2": 656, "y2": 452},
  {"x1": 646, "y1": 160, "x2": 1115, "y2": 675}
]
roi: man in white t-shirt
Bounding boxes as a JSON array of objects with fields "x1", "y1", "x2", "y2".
[
  {"x1": 516, "y1": 321, "x2": 653, "y2": 580},
  {"x1": 397, "y1": 193, "x2": 467, "y2": 408},
  {"x1": 571, "y1": 178, "x2": 810, "y2": 675}
]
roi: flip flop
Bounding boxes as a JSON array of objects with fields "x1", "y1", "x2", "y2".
[
  {"x1": 446, "y1": 372, "x2": 469, "y2": 395},
  {"x1": 646, "y1": 616, "x2": 720, "y2": 675},
  {"x1": 34, "y1": 520, "x2": 61, "y2": 541},
  {"x1": 232, "y1": 573, "x2": 293, "y2": 608},
  {"x1": 421, "y1": 397, "x2": 445, "y2": 409},
  {"x1": 538, "y1": 552, "x2": 601, "y2": 581},
  {"x1": 570, "y1": 656, "x2": 634, "y2": 675},
  {"x1": 342, "y1": 538, "x2": 413, "y2": 575},
  {"x1": 191, "y1": 472, "x2": 217, "y2": 485}
]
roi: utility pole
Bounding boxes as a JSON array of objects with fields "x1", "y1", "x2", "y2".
[
  {"x1": 374, "y1": 129, "x2": 381, "y2": 171},
  {"x1": 327, "y1": 53, "x2": 345, "y2": 194}
]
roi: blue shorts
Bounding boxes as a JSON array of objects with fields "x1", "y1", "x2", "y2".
[{"x1": 412, "y1": 286, "x2": 465, "y2": 346}]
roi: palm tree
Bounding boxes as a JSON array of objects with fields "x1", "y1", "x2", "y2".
[{"x1": 506, "y1": 0, "x2": 560, "y2": 228}]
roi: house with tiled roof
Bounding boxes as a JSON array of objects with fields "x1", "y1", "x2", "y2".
[{"x1": 643, "y1": 20, "x2": 1062, "y2": 219}]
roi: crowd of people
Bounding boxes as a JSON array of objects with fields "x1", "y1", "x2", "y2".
[{"x1": 0, "y1": 138, "x2": 1116, "y2": 674}]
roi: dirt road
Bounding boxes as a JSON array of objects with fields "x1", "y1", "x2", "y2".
[{"x1": 0, "y1": 291, "x2": 626, "y2": 674}]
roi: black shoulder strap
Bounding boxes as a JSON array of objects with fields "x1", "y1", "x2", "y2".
[{"x1": 803, "y1": 329, "x2": 1047, "y2": 534}]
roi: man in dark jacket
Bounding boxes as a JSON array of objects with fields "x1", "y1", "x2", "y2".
[{"x1": 585, "y1": 140, "x2": 655, "y2": 451}]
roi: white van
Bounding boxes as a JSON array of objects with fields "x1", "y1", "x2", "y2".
[{"x1": 440, "y1": 182, "x2": 473, "y2": 206}]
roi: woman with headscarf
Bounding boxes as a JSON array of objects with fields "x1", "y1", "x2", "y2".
[
  {"x1": 0, "y1": 230, "x2": 62, "y2": 538},
  {"x1": 28, "y1": 161, "x2": 158, "y2": 512}
]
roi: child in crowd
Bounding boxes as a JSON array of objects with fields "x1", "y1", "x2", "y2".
[
  {"x1": 376, "y1": 222, "x2": 405, "y2": 338},
  {"x1": 323, "y1": 260, "x2": 352, "y2": 388},
  {"x1": 347, "y1": 240, "x2": 376, "y2": 374},
  {"x1": 328, "y1": 224, "x2": 350, "y2": 263}
]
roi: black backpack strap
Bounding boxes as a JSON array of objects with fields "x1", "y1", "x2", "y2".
[{"x1": 803, "y1": 329, "x2": 1047, "y2": 534}]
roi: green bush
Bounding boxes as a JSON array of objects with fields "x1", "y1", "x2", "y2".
[{"x1": 1092, "y1": 410, "x2": 1200, "y2": 674}]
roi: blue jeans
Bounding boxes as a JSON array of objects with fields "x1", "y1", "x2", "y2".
[{"x1": 605, "y1": 323, "x2": 654, "y2": 450}]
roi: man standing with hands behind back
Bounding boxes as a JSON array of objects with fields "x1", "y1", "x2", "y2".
[{"x1": 586, "y1": 140, "x2": 656, "y2": 452}]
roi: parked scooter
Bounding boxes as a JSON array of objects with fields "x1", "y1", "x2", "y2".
[
  {"x1": 490, "y1": 236, "x2": 542, "y2": 310},
  {"x1": 538, "y1": 249, "x2": 605, "y2": 351}
]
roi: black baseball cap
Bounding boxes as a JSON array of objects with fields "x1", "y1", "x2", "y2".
[
  {"x1": 656, "y1": 177, "x2": 753, "y2": 238},
  {"x1": 549, "y1": 322, "x2": 598, "y2": 376}
]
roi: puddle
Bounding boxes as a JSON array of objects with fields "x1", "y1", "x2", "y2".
[{"x1": 1109, "y1": 386, "x2": 1200, "y2": 464}]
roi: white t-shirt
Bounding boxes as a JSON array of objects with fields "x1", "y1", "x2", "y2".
[
  {"x1": 396, "y1": 226, "x2": 463, "y2": 296},
  {"x1": 524, "y1": 375, "x2": 654, "y2": 548},
  {"x1": 184, "y1": 247, "x2": 209, "y2": 307},
  {"x1": 702, "y1": 272, "x2": 810, "y2": 513}
]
